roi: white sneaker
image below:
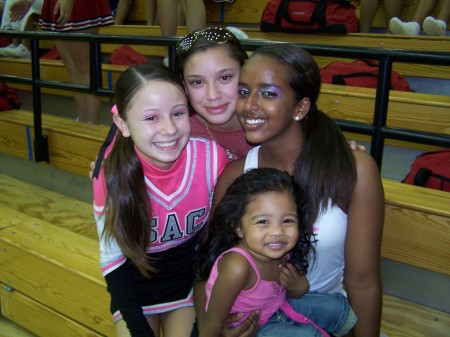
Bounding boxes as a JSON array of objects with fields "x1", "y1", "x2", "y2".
[
  {"x1": 4, "y1": 43, "x2": 31, "y2": 58},
  {"x1": 423, "y1": 16, "x2": 447, "y2": 36},
  {"x1": 0, "y1": 43, "x2": 18, "y2": 57},
  {"x1": 389, "y1": 17, "x2": 420, "y2": 35}
]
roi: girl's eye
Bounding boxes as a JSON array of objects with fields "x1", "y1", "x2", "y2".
[
  {"x1": 238, "y1": 88, "x2": 249, "y2": 96},
  {"x1": 173, "y1": 110, "x2": 187, "y2": 117},
  {"x1": 188, "y1": 79, "x2": 203, "y2": 86},
  {"x1": 256, "y1": 219, "x2": 268, "y2": 225},
  {"x1": 283, "y1": 218, "x2": 297, "y2": 225},
  {"x1": 220, "y1": 75, "x2": 232, "y2": 81},
  {"x1": 144, "y1": 115, "x2": 157, "y2": 121},
  {"x1": 260, "y1": 90, "x2": 277, "y2": 97}
]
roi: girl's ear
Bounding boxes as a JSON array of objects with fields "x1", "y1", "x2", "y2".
[
  {"x1": 293, "y1": 97, "x2": 311, "y2": 122},
  {"x1": 113, "y1": 114, "x2": 131, "y2": 137},
  {"x1": 235, "y1": 226, "x2": 244, "y2": 239}
]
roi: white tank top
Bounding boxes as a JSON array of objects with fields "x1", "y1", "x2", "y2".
[{"x1": 244, "y1": 146, "x2": 347, "y2": 294}]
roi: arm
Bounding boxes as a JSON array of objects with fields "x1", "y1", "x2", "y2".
[
  {"x1": 345, "y1": 151, "x2": 384, "y2": 337},
  {"x1": 193, "y1": 281, "x2": 259, "y2": 337},
  {"x1": 212, "y1": 158, "x2": 246, "y2": 210},
  {"x1": 9, "y1": 0, "x2": 32, "y2": 22},
  {"x1": 200, "y1": 253, "x2": 253, "y2": 337},
  {"x1": 93, "y1": 172, "x2": 154, "y2": 337}
]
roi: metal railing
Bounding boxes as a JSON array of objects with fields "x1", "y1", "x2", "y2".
[{"x1": 0, "y1": 30, "x2": 449, "y2": 167}]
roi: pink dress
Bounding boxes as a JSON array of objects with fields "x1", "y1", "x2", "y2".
[{"x1": 205, "y1": 247, "x2": 329, "y2": 336}]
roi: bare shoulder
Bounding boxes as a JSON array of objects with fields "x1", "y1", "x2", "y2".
[
  {"x1": 219, "y1": 251, "x2": 252, "y2": 275},
  {"x1": 218, "y1": 251, "x2": 255, "y2": 289},
  {"x1": 213, "y1": 157, "x2": 247, "y2": 209},
  {"x1": 220, "y1": 157, "x2": 247, "y2": 184},
  {"x1": 353, "y1": 150, "x2": 382, "y2": 185}
]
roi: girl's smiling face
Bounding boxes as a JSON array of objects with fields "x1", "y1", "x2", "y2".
[
  {"x1": 183, "y1": 45, "x2": 242, "y2": 129},
  {"x1": 236, "y1": 190, "x2": 299, "y2": 263},
  {"x1": 115, "y1": 81, "x2": 190, "y2": 169},
  {"x1": 236, "y1": 54, "x2": 303, "y2": 145}
]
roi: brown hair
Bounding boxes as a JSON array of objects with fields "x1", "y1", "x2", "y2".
[
  {"x1": 251, "y1": 44, "x2": 357, "y2": 228},
  {"x1": 102, "y1": 63, "x2": 187, "y2": 277}
]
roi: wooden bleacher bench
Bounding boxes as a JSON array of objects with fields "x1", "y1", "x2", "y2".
[
  {"x1": 0, "y1": 85, "x2": 447, "y2": 178},
  {"x1": 125, "y1": 0, "x2": 446, "y2": 31},
  {"x1": 21, "y1": 24, "x2": 450, "y2": 81},
  {"x1": 123, "y1": 0, "x2": 450, "y2": 79},
  {"x1": 0, "y1": 174, "x2": 114, "y2": 337},
  {"x1": 0, "y1": 173, "x2": 449, "y2": 336},
  {"x1": 0, "y1": 110, "x2": 110, "y2": 176},
  {"x1": 1, "y1": 23, "x2": 449, "y2": 130}
]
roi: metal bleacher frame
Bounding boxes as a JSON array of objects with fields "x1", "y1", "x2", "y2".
[{"x1": 0, "y1": 30, "x2": 449, "y2": 169}]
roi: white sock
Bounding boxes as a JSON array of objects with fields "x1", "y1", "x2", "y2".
[
  {"x1": 423, "y1": 16, "x2": 447, "y2": 36},
  {"x1": 389, "y1": 17, "x2": 420, "y2": 35}
]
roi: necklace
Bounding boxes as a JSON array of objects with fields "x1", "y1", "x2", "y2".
[{"x1": 204, "y1": 121, "x2": 245, "y2": 161}]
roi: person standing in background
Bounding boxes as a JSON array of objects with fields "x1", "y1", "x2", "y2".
[
  {"x1": 158, "y1": 0, "x2": 206, "y2": 65},
  {"x1": 39, "y1": 0, "x2": 114, "y2": 124},
  {"x1": 109, "y1": 0, "x2": 132, "y2": 25},
  {"x1": 359, "y1": 0, "x2": 404, "y2": 33}
]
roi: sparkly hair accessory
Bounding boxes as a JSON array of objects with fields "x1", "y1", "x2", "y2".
[{"x1": 176, "y1": 27, "x2": 235, "y2": 54}]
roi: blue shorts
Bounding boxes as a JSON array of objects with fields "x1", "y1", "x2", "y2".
[{"x1": 287, "y1": 292, "x2": 357, "y2": 336}]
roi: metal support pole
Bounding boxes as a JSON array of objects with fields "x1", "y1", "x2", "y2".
[
  {"x1": 370, "y1": 57, "x2": 392, "y2": 170},
  {"x1": 31, "y1": 38, "x2": 49, "y2": 162}
]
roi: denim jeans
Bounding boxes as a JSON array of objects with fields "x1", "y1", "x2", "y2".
[
  {"x1": 257, "y1": 309, "x2": 324, "y2": 337},
  {"x1": 287, "y1": 292, "x2": 357, "y2": 336}
]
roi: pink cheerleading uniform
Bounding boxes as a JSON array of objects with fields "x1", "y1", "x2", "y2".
[{"x1": 93, "y1": 137, "x2": 228, "y2": 337}]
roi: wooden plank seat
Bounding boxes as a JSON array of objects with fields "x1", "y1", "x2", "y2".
[
  {"x1": 0, "y1": 110, "x2": 110, "y2": 176},
  {"x1": 0, "y1": 57, "x2": 126, "y2": 99},
  {"x1": 0, "y1": 174, "x2": 113, "y2": 336},
  {"x1": 98, "y1": 25, "x2": 450, "y2": 80},
  {"x1": 0, "y1": 81, "x2": 448, "y2": 179},
  {"x1": 0, "y1": 173, "x2": 449, "y2": 336},
  {"x1": 127, "y1": 0, "x2": 428, "y2": 28},
  {"x1": 2, "y1": 23, "x2": 450, "y2": 94},
  {"x1": 0, "y1": 205, "x2": 114, "y2": 336}
]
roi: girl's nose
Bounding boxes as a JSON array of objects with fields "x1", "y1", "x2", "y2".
[
  {"x1": 160, "y1": 118, "x2": 177, "y2": 135},
  {"x1": 270, "y1": 223, "x2": 285, "y2": 236},
  {"x1": 245, "y1": 91, "x2": 259, "y2": 111},
  {"x1": 206, "y1": 83, "x2": 222, "y2": 101}
]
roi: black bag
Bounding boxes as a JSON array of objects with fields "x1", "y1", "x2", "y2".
[{"x1": 260, "y1": 0, "x2": 359, "y2": 33}]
